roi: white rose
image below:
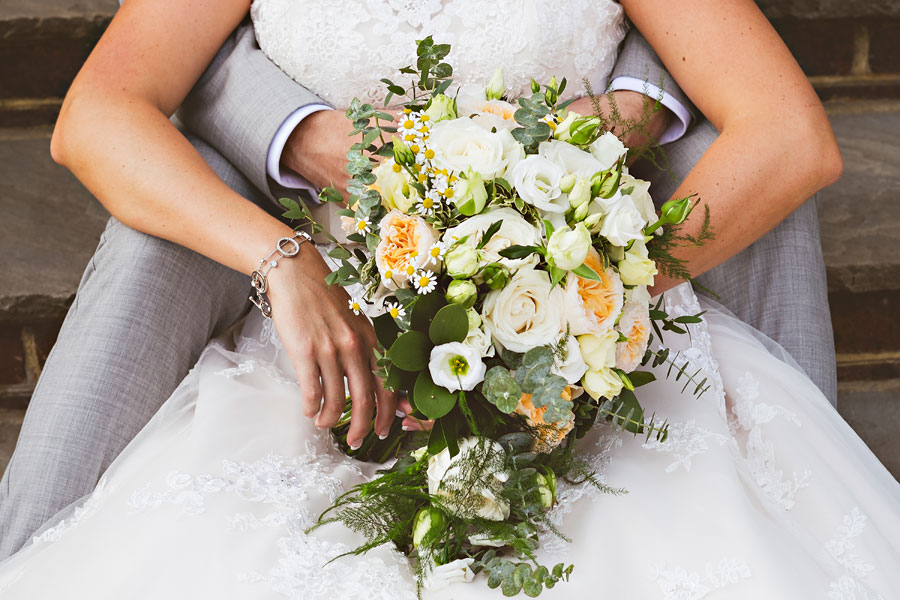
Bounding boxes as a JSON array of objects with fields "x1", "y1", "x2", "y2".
[
  {"x1": 577, "y1": 329, "x2": 619, "y2": 371},
  {"x1": 538, "y1": 139, "x2": 604, "y2": 179},
  {"x1": 589, "y1": 131, "x2": 627, "y2": 170},
  {"x1": 582, "y1": 367, "x2": 625, "y2": 401},
  {"x1": 443, "y1": 207, "x2": 542, "y2": 271},
  {"x1": 546, "y1": 223, "x2": 591, "y2": 270},
  {"x1": 463, "y1": 326, "x2": 496, "y2": 358},
  {"x1": 444, "y1": 242, "x2": 482, "y2": 279},
  {"x1": 617, "y1": 238, "x2": 658, "y2": 286},
  {"x1": 429, "y1": 342, "x2": 487, "y2": 392},
  {"x1": 511, "y1": 155, "x2": 567, "y2": 214},
  {"x1": 373, "y1": 159, "x2": 418, "y2": 213},
  {"x1": 626, "y1": 285, "x2": 652, "y2": 307},
  {"x1": 482, "y1": 268, "x2": 566, "y2": 353},
  {"x1": 427, "y1": 437, "x2": 510, "y2": 521},
  {"x1": 552, "y1": 335, "x2": 589, "y2": 385},
  {"x1": 564, "y1": 261, "x2": 624, "y2": 336},
  {"x1": 597, "y1": 194, "x2": 647, "y2": 247},
  {"x1": 615, "y1": 300, "x2": 652, "y2": 373},
  {"x1": 620, "y1": 174, "x2": 658, "y2": 225},
  {"x1": 430, "y1": 118, "x2": 507, "y2": 180},
  {"x1": 423, "y1": 558, "x2": 476, "y2": 591}
]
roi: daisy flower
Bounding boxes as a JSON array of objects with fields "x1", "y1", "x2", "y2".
[
  {"x1": 354, "y1": 218, "x2": 371, "y2": 235},
  {"x1": 348, "y1": 297, "x2": 364, "y2": 315},
  {"x1": 381, "y1": 268, "x2": 396, "y2": 285},
  {"x1": 385, "y1": 301, "x2": 407, "y2": 319},
  {"x1": 425, "y1": 241, "x2": 446, "y2": 267},
  {"x1": 412, "y1": 270, "x2": 437, "y2": 295}
]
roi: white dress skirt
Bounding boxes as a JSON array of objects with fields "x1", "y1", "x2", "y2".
[{"x1": 0, "y1": 283, "x2": 897, "y2": 599}]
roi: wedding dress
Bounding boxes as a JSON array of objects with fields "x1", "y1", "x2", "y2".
[{"x1": 1, "y1": 1, "x2": 899, "y2": 598}]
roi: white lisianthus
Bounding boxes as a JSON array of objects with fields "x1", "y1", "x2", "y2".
[
  {"x1": 546, "y1": 223, "x2": 592, "y2": 270},
  {"x1": 511, "y1": 155, "x2": 567, "y2": 214},
  {"x1": 582, "y1": 366, "x2": 624, "y2": 401},
  {"x1": 430, "y1": 118, "x2": 507, "y2": 180},
  {"x1": 373, "y1": 159, "x2": 418, "y2": 213},
  {"x1": 445, "y1": 279, "x2": 478, "y2": 308},
  {"x1": 423, "y1": 558, "x2": 476, "y2": 591},
  {"x1": 485, "y1": 66, "x2": 505, "y2": 100},
  {"x1": 451, "y1": 169, "x2": 488, "y2": 216},
  {"x1": 552, "y1": 335, "x2": 589, "y2": 385},
  {"x1": 589, "y1": 131, "x2": 627, "y2": 170},
  {"x1": 429, "y1": 342, "x2": 486, "y2": 392},
  {"x1": 553, "y1": 110, "x2": 581, "y2": 142},
  {"x1": 568, "y1": 177, "x2": 591, "y2": 209},
  {"x1": 538, "y1": 139, "x2": 604, "y2": 180},
  {"x1": 615, "y1": 300, "x2": 652, "y2": 373},
  {"x1": 375, "y1": 210, "x2": 439, "y2": 284},
  {"x1": 482, "y1": 268, "x2": 566, "y2": 353},
  {"x1": 424, "y1": 93, "x2": 457, "y2": 122},
  {"x1": 444, "y1": 207, "x2": 542, "y2": 271},
  {"x1": 564, "y1": 254, "x2": 625, "y2": 336},
  {"x1": 427, "y1": 437, "x2": 510, "y2": 521},
  {"x1": 617, "y1": 238, "x2": 658, "y2": 286},
  {"x1": 577, "y1": 329, "x2": 619, "y2": 371},
  {"x1": 620, "y1": 174, "x2": 658, "y2": 225},
  {"x1": 596, "y1": 193, "x2": 647, "y2": 247}
]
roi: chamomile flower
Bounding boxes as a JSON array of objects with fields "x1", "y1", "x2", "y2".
[
  {"x1": 385, "y1": 301, "x2": 407, "y2": 319},
  {"x1": 381, "y1": 268, "x2": 396, "y2": 285},
  {"x1": 425, "y1": 241, "x2": 446, "y2": 266},
  {"x1": 412, "y1": 270, "x2": 437, "y2": 295},
  {"x1": 354, "y1": 218, "x2": 371, "y2": 234},
  {"x1": 348, "y1": 297, "x2": 364, "y2": 315},
  {"x1": 402, "y1": 262, "x2": 418, "y2": 278}
]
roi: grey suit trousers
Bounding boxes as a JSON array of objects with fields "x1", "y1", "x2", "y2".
[{"x1": 0, "y1": 135, "x2": 271, "y2": 559}]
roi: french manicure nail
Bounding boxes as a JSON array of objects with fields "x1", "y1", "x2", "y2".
[
  {"x1": 378, "y1": 433, "x2": 389, "y2": 440},
  {"x1": 395, "y1": 409, "x2": 408, "y2": 418},
  {"x1": 401, "y1": 425, "x2": 410, "y2": 431},
  {"x1": 349, "y1": 441, "x2": 361, "y2": 450}
]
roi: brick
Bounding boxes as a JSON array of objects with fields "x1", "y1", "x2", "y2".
[
  {"x1": 869, "y1": 20, "x2": 900, "y2": 74},
  {"x1": 770, "y1": 18, "x2": 856, "y2": 77}
]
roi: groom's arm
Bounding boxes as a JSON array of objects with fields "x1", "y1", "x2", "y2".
[
  {"x1": 608, "y1": 28, "x2": 696, "y2": 144},
  {"x1": 178, "y1": 20, "x2": 330, "y2": 198}
]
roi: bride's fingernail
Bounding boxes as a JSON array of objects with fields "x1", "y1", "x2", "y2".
[
  {"x1": 401, "y1": 425, "x2": 411, "y2": 431},
  {"x1": 378, "y1": 432, "x2": 389, "y2": 440},
  {"x1": 395, "y1": 409, "x2": 407, "y2": 418},
  {"x1": 349, "y1": 441, "x2": 361, "y2": 450}
]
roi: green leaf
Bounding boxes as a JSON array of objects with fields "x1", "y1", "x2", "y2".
[
  {"x1": 327, "y1": 247, "x2": 352, "y2": 260},
  {"x1": 477, "y1": 220, "x2": 504, "y2": 250},
  {"x1": 571, "y1": 263, "x2": 601, "y2": 281},
  {"x1": 388, "y1": 331, "x2": 430, "y2": 371},
  {"x1": 414, "y1": 370, "x2": 457, "y2": 419},
  {"x1": 608, "y1": 388, "x2": 645, "y2": 434},
  {"x1": 410, "y1": 292, "x2": 447, "y2": 331},
  {"x1": 372, "y1": 312, "x2": 401, "y2": 348},
  {"x1": 549, "y1": 266, "x2": 566, "y2": 287},
  {"x1": 384, "y1": 364, "x2": 417, "y2": 393},
  {"x1": 542, "y1": 219, "x2": 555, "y2": 239},
  {"x1": 482, "y1": 367, "x2": 522, "y2": 413},
  {"x1": 515, "y1": 347, "x2": 554, "y2": 393},
  {"x1": 498, "y1": 245, "x2": 542, "y2": 260},
  {"x1": 428, "y1": 303, "x2": 469, "y2": 345},
  {"x1": 523, "y1": 577, "x2": 542, "y2": 597},
  {"x1": 530, "y1": 373, "x2": 567, "y2": 409},
  {"x1": 628, "y1": 371, "x2": 657, "y2": 388}
]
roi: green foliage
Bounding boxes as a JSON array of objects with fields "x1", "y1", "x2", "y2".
[
  {"x1": 390, "y1": 331, "x2": 431, "y2": 371},
  {"x1": 428, "y1": 304, "x2": 469, "y2": 345},
  {"x1": 482, "y1": 366, "x2": 523, "y2": 413},
  {"x1": 648, "y1": 202, "x2": 715, "y2": 282},
  {"x1": 514, "y1": 348, "x2": 569, "y2": 423},
  {"x1": 414, "y1": 371, "x2": 458, "y2": 420}
]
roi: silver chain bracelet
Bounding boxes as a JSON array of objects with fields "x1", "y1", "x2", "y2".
[{"x1": 249, "y1": 230, "x2": 313, "y2": 318}]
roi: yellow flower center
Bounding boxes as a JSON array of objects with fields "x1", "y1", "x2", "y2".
[
  {"x1": 418, "y1": 275, "x2": 432, "y2": 288},
  {"x1": 420, "y1": 114, "x2": 430, "y2": 121},
  {"x1": 422, "y1": 198, "x2": 434, "y2": 209},
  {"x1": 424, "y1": 149, "x2": 435, "y2": 159},
  {"x1": 410, "y1": 144, "x2": 420, "y2": 154},
  {"x1": 430, "y1": 247, "x2": 441, "y2": 257},
  {"x1": 356, "y1": 221, "x2": 367, "y2": 231},
  {"x1": 444, "y1": 188, "x2": 454, "y2": 198},
  {"x1": 449, "y1": 355, "x2": 469, "y2": 376},
  {"x1": 390, "y1": 307, "x2": 400, "y2": 318},
  {"x1": 392, "y1": 163, "x2": 402, "y2": 173},
  {"x1": 404, "y1": 120, "x2": 415, "y2": 129}
]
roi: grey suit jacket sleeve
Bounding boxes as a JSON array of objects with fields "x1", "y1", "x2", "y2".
[
  {"x1": 178, "y1": 20, "x2": 330, "y2": 196},
  {"x1": 610, "y1": 27, "x2": 697, "y2": 121}
]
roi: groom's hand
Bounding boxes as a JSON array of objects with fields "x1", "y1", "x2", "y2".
[
  {"x1": 266, "y1": 243, "x2": 396, "y2": 449},
  {"x1": 567, "y1": 91, "x2": 673, "y2": 157}
]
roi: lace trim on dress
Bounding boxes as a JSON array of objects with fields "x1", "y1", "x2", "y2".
[
  {"x1": 825, "y1": 508, "x2": 884, "y2": 600},
  {"x1": 31, "y1": 478, "x2": 112, "y2": 545},
  {"x1": 649, "y1": 558, "x2": 752, "y2": 599}
]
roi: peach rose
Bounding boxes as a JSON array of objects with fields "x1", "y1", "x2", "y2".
[
  {"x1": 615, "y1": 300, "x2": 652, "y2": 372},
  {"x1": 565, "y1": 248, "x2": 624, "y2": 336},
  {"x1": 515, "y1": 387, "x2": 576, "y2": 453},
  {"x1": 375, "y1": 210, "x2": 438, "y2": 285}
]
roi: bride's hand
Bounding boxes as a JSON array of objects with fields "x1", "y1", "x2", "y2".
[
  {"x1": 566, "y1": 91, "x2": 673, "y2": 158},
  {"x1": 266, "y1": 244, "x2": 396, "y2": 449}
]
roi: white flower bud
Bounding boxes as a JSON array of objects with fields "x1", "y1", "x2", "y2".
[
  {"x1": 444, "y1": 243, "x2": 481, "y2": 279},
  {"x1": 485, "y1": 66, "x2": 505, "y2": 101},
  {"x1": 546, "y1": 223, "x2": 592, "y2": 271}
]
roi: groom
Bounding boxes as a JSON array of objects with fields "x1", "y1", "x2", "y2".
[{"x1": 0, "y1": 20, "x2": 836, "y2": 559}]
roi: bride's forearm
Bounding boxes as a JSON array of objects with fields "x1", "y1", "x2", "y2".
[
  {"x1": 51, "y1": 95, "x2": 292, "y2": 276},
  {"x1": 649, "y1": 113, "x2": 840, "y2": 294}
]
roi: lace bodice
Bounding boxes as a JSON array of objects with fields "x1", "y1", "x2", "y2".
[{"x1": 250, "y1": 0, "x2": 627, "y2": 107}]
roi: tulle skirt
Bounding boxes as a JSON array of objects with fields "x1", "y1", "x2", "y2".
[{"x1": 1, "y1": 284, "x2": 898, "y2": 599}]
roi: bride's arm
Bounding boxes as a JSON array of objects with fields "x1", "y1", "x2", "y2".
[
  {"x1": 50, "y1": 0, "x2": 395, "y2": 447},
  {"x1": 620, "y1": 0, "x2": 843, "y2": 293}
]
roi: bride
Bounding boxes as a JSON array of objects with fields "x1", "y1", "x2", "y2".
[{"x1": 3, "y1": 0, "x2": 898, "y2": 598}]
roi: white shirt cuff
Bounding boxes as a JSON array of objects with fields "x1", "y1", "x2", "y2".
[
  {"x1": 266, "y1": 103, "x2": 333, "y2": 196},
  {"x1": 608, "y1": 76, "x2": 692, "y2": 145}
]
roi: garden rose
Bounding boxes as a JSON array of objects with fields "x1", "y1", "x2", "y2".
[
  {"x1": 582, "y1": 367, "x2": 624, "y2": 401},
  {"x1": 565, "y1": 249, "x2": 624, "y2": 336},
  {"x1": 482, "y1": 268, "x2": 566, "y2": 353},
  {"x1": 373, "y1": 159, "x2": 418, "y2": 213},
  {"x1": 617, "y1": 238, "x2": 657, "y2": 286},
  {"x1": 596, "y1": 193, "x2": 647, "y2": 247},
  {"x1": 430, "y1": 118, "x2": 509, "y2": 179},
  {"x1": 375, "y1": 210, "x2": 438, "y2": 284},
  {"x1": 589, "y1": 131, "x2": 627, "y2": 170},
  {"x1": 538, "y1": 139, "x2": 605, "y2": 180},
  {"x1": 577, "y1": 328, "x2": 619, "y2": 371},
  {"x1": 546, "y1": 223, "x2": 592, "y2": 271},
  {"x1": 615, "y1": 300, "x2": 652, "y2": 373}
]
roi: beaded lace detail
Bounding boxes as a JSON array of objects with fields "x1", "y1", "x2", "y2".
[
  {"x1": 250, "y1": 0, "x2": 626, "y2": 108},
  {"x1": 650, "y1": 558, "x2": 752, "y2": 599}
]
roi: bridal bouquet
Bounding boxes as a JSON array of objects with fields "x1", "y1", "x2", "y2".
[{"x1": 285, "y1": 37, "x2": 711, "y2": 597}]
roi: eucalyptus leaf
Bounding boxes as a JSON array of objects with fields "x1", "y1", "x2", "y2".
[
  {"x1": 389, "y1": 331, "x2": 430, "y2": 371},
  {"x1": 515, "y1": 347, "x2": 554, "y2": 393},
  {"x1": 482, "y1": 367, "x2": 522, "y2": 413}
]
